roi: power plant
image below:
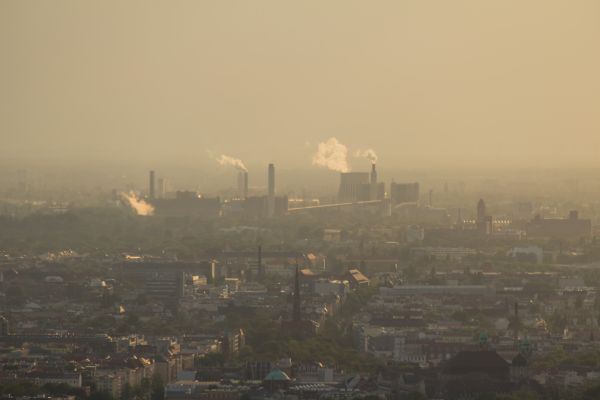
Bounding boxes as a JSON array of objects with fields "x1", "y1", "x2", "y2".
[
  {"x1": 137, "y1": 161, "x2": 418, "y2": 219},
  {"x1": 337, "y1": 163, "x2": 384, "y2": 202}
]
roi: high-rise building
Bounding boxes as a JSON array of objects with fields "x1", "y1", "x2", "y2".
[
  {"x1": 477, "y1": 199, "x2": 486, "y2": 223},
  {"x1": 476, "y1": 199, "x2": 492, "y2": 235},
  {"x1": 144, "y1": 271, "x2": 184, "y2": 303}
]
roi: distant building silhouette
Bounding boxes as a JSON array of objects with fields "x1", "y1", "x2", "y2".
[
  {"x1": 338, "y1": 164, "x2": 384, "y2": 202},
  {"x1": 526, "y1": 210, "x2": 591, "y2": 241},
  {"x1": 390, "y1": 182, "x2": 419, "y2": 205}
]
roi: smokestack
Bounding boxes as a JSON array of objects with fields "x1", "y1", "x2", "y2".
[
  {"x1": 370, "y1": 163, "x2": 377, "y2": 185},
  {"x1": 267, "y1": 163, "x2": 275, "y2": 217},
  {"x1": 243, "y1": 172, "x2": 248, "y2": 199},
  {"x1": 370, "y1": 163, "x2": 378, "y2": 200},
  {"x1": 149, "y1": 170, "x2": 155, "y2": 199}
]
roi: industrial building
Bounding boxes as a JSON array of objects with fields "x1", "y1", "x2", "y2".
[
  {"x1": 526, "y1": 211, "x2": 591, "y2": 241},
  {"x1": 390, "y1": 182, "x2": 419, "y2": 204},
  {"x1": 150, "y1": 191, "x2": 221, "y2": 218},
  {"x1": 243, "y1": 195, "x2": 288, "y2": 219},
  {"x1": 236, "y1": 171, "x2": 248, "y2": 199},
  {"x1": 338, "y1": 164, "x2": 384, "y2": 202}
]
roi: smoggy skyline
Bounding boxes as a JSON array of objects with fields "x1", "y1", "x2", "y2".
[{"x1": 1, "y1": 1, "x2": 599, "y2": 169}]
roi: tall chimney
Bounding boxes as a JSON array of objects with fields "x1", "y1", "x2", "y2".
[
  {"x1": 267, "y1": 163, "x2": 275, "y2": 217},
  {"x1": 370, "y1": 163, "x2": 378, "y2": 200},
  {"x1": 243, "y1": 172, "x2": 248, "y2": 199},
  {"x1": 370, "y1": 163, "x2": 377, "y2": 185},
  {"x1": 149, "y1": 170, "x2": 155, "y2": 199}
]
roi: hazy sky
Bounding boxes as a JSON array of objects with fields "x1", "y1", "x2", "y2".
[{"x1": 1, "y1": 1, "x2": 599, "y2": 170}]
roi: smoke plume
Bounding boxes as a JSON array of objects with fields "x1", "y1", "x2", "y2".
[
  {"x1": 216, "y1": 154, "x2": 247, "y2": 172},
  {"x1": 312, "y1": 137, "x2": 350, "y2": 172},
  {"x1": 121, "y1": 191, "x2": 155, "y2": 216},
  {"x1": 355, "y1": 148, "x2": 378, "y2": 164}
]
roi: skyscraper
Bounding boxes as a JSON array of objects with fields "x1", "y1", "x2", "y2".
[{"x1": 477, "y1": 199, "x2": 486, "y2": 223}]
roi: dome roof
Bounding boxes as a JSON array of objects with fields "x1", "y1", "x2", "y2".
[{"x1": 264, "y1": 369, "x2": 291, "y2": 381}]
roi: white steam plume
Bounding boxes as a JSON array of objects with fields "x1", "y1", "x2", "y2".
[
  {"x1": 216, "y1": 154, "x2": 247, "y2": 172},
  {"x1": 355, "y1": 148, "x2": 378, "y2": 164},
  {"x1": 312, "y1": 137, "x2": 350, "y2": 173},
  {"x1": 121, "y1": 191, "x2": 155, "y2": 216}
]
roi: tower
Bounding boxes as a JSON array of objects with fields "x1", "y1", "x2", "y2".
[
  {"x1": 149, "y1": 170, "x2": 156, "y2": 199},
  {"x1": 370, "y1": 163, "x2": 377, "y2": 185},
  {"x1": 243, "y1": 171, "x2": 249, "y2": 199},
  {"x1": 477, "y1": 199, "x2": 486, "y2": 223},
  {"x1": 267, "y1": 163, "x2": 275, "y2": 218},
  {"x1": 370, "y1": 163, "x2": 378, "y2": 200}
]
